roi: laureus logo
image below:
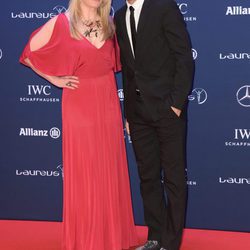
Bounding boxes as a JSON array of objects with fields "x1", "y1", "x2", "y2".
[
  {"x1": 53, "y1": 6, "x2": 67, "y2": 14},
  {"x1": 188, "y1": 88, "x2": 208, "y2": 104},
  {"x1": 57, "y1": 164, "x2": 64, "y2": 179},
  {"x1": 219, "y1": 177, "x2": 250, "y2": 185},
  {"x1": 11, "y1": 5, "x2": 66, "y2": 19},
  {"x1": 16, "y1": 164, "x2": 63, "y2": 178},
  {"x1": 219, "y1": 52, "x2": 250, "y2": 60},
  {"x1": 192, "y1": 48, "x2": 198, "y2": 60}
]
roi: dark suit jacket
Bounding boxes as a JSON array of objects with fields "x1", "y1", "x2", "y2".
[{"x1": 114, "y1": 0, "x2": 194, "y2": 122}]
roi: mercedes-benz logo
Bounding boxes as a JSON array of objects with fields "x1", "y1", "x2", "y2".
[
  {"x1": 0, "y1": 49, "x2": 2, "y2": 60},
  {"x1": 53, "y1": 5, "x2": 67, "y2": 14},
  {"x1": 192, "y1": 48, "x2": 197, "y2": 60},
  {"x1": 236, "y1": 85, "x2": 250, "y2": 107},
  {"x1": 188, "y1": 88, "x2": 207, "y2": 104}
]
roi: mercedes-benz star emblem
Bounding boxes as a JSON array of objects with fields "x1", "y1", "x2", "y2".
[{"x1": 236, "y1": 85, "x2": 250, "y2": 107}]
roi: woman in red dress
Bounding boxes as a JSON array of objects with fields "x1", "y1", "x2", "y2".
[{"x1": 20, "y1": 0, "x2": 139, "y2": 249}]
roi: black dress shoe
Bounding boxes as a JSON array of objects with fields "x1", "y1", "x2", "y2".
[{"x1": 140, "y1": 240, "x2": 161, "y2": 250}]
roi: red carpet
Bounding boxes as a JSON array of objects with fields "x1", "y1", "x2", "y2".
[{"x1": 0, "y1": 220, "x2": 249, "y2": 250}]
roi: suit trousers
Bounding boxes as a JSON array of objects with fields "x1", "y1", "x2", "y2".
[{"x1": 129, "y1": 94, "x2": 187, "y2": 250}]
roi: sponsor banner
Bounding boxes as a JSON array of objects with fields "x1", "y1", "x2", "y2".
[
  {"x1": 225, "y1": 129, "x2": 250, "y2": 147},
  {"x1": 16, "y1": 164, "x2": 63, "y2": 178},
  {"x1": 19, "y1": 127, "x2": 61, "y2": 139},
  {"x1": 1, "y1": 0, "x2": 250, "y2": 232},
  {"x1": 20, "y1": 84, "x2": 60, "y2": 103},
  {"x1": 236, "y1": 86, "x2": 250, "y2": 107},
  {"x1": 226, "y1": 6, "x2": 250, "y2": 16},
  {"x1": 11, "y1": 5, "x2": 66, "y2": 19},
  {"x1": 188, "y1": 88, "x2": 208, "y2": 105},
  {"x1": 219, "y1": 52, "x2": 250, "y2": 60},
  {"x1": 177, "y1": 2, "x2": 197, "y2": 22},
  {"x1": 219, "y1": 177, "x2": 250, "y2": 185}
]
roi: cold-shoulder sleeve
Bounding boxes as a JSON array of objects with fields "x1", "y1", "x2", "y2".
[
  {"x1": 112, "y1": 33, "x2": 122, "y2": 73},
  {"x1": 19, "y1": 14, "x2": 70, "y2": 76}
]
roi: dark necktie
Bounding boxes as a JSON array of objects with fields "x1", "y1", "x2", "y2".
[{"x1": 129, "y1": 6, "x2": 137, "y2": 56}]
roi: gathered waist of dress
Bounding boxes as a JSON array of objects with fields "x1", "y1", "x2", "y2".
[{"x1": 74, "y1": 68, "x2": 115, "y2": 80}]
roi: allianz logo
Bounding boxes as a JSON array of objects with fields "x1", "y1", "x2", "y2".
[
  {"x1": 11, "y1": 5, "x2": 66, "y2": 19},
  {"x1": 219, "y1": 52, "x2": 250, "y2": 60},
  {"x1": 219, "y1": 177, "x2": 250, "y2": 185},
  {"x1": 19, "y1": 127, "x2": 61, "y2": 139},
  {"x1": 226, "y1": 6, "x2": 250, "y2": 16}
]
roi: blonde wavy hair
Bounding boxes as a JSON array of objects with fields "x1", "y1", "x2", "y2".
[{"x1": 68, "y1": 0, "x2": 115, "y2": 40}]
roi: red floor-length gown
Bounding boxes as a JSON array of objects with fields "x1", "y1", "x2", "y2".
[{"x1": 20, "y1": 13, "x2": 139, "y2": 250}]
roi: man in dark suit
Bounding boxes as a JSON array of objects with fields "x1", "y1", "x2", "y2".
[{"x1": 114, "y1": 0, "x2": 194, "y2": 250}]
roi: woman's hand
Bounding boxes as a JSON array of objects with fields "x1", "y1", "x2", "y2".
[
  {"x1": 23, "y1": 58, "x2": 79, "y2": 90},
  {"x1": 48, "y1": 75, "x2": 79, "y2": 90}
]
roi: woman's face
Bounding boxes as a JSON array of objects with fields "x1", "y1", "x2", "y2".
[{"x1": 81, "y1": 0, "x2": 103, "y2": 9}]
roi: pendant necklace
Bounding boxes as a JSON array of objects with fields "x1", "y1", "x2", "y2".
[{"x1": 81, "y1": 19, "x2": 102, "y2": 38}]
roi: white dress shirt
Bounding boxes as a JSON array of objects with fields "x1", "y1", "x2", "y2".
[{"x1": 126, "y1": 0, "x2": 145, "y2": 56}]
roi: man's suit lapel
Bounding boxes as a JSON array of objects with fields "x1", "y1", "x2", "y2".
[
  {"x1": 137, "y1": 0, "x2": 152, "y2": 35},
  {"x1": 136, "y1": 0, "x2": 153, "y2": 57}
]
